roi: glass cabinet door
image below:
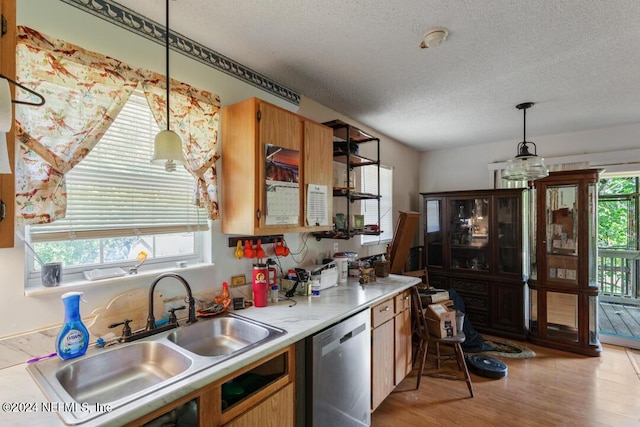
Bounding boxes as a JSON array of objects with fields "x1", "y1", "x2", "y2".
[
  {"x1": 425, "y1": 199, "x2": 443, "y2": 268},
  {"x1": 449, "y1": 197, "x2": 489, "y2": 271},
  {"x1": 545, "y1": 184, "x2": 579, "y2": 286},
  {"x1": 496, "y1": 195, "x2": 520, "y2": 274}
]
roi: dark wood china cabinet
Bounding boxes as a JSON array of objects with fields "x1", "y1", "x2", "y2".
[{"x1": 421, "y1": 189, "x2": 527, "y2": 340}]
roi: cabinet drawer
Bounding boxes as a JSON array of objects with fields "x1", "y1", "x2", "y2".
[
  {"x1": 428, "y1": 275, "x2": 448, "y2": 289},
  {"x1": 466, "y1": 309, "x2": 489, "y2": 327},
  {"x1": 372, "y1": 297, "x2": 395, "y2": 328},
  {"x1": 459, "y1": 294, "x2": 489, "y2": 311},
  {"x1": 450, "y1": 278, "x2": 489, "y2": 295},
  {"x1": 395, "y1": 290, "x2": 411, "y2": 312}
]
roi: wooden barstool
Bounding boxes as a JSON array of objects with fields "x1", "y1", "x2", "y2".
[{"x1": 410, "y1": 286, "x2": 474, "y2": 397}]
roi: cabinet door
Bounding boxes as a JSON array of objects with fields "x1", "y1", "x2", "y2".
[
  {"x1": 490, "y1": 282, "x2": 524, "y2": 333},
  {"x1": 257, "y1": 102, "x2": 302, "y2": 232},
  {"x1": 394, "y1": 306, "x2": 412, "y2": 385},
  {"x1": 0, "y1": 0, "x2": 15, "y2": 248},
  {"x1": 495, "y1": 194, "x2": 522, "y2": 276},
  {"x1": 224, "y1": 383, "x2": 294, "y2": 427},
  {"x1": 371, "y1": 319, "x2": 394, "y2": 411},
  {"x1": 424, "y1": 198, "x2": 444, "y2": 269},
  {"x1": 303, "y1": 120, "x2": 333, "y2": 231},
  {"x1": 449, "y1": 197, "x2": 490, "y2": 272}
]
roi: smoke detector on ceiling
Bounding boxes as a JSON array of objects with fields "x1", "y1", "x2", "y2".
[{"x1": 420, "y1": 27, "x2": 448, "y2": 49}]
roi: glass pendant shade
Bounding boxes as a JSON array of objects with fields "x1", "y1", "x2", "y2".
[
  {"x1": 152, "y1": 129, "x2": 184, "y2": 172},
  {"x1": 502, "y1": 155, "x2": 549, "y2": 180},
  {"x1": 502, "y1": 102, "x2": 549, "y2": 181}
]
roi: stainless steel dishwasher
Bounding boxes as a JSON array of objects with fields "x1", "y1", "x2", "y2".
[{"x1": 306, "y1": 308, "x2": 371, "y2": 427}]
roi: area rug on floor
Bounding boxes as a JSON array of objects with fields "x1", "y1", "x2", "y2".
[{"x1": 477, "y1": 336, "x2": 536, "y2": 359}]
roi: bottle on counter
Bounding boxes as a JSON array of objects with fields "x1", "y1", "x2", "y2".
[{"x1": 56, "y1": 292, "x2": 90, "y2": 360}]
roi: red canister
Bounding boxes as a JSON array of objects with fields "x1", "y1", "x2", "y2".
[{"x1": 252, "y1": 263, "x2": 268, "y2": 307}]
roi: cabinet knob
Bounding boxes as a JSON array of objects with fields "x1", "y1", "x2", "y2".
[{"x1": 379, "y1": 305, "x2": 390, "y2": 312}]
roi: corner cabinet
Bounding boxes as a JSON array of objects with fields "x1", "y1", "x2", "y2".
[
  {"x1": 421, "y1": 189, "x2": 527, "y2": 340},
  {"x1": 221, "y1": 98, "x2": 333, "y2": 235},
  {"x1": 528, "y1": 169, "x2": 602, "y2": 356},
  {"x1": 313, "y1": 120, "x2": 381, "y2": 240}
]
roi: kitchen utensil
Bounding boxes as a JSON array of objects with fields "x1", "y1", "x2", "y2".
[
  {"x1": 234, "y1": 240, "x2": 243, "y2": 259},
  {"x1": 243, "y1": 240, "x2": 255, "y2": 258}
]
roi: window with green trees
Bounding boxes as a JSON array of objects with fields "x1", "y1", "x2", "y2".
[
  {"x1": 597, "y1": 176, "x2": 640, "y2": 299},
  {"x1": 598, "y1": 177, "x2": 637, "y2": 250}
]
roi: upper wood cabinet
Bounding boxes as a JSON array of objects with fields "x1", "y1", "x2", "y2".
[
  {"x1": 0, "y1": 0, "x2": 16, "y2": 248},
  {"x1": 221, "y1": 98, "x2": 333, "y2": 235}
]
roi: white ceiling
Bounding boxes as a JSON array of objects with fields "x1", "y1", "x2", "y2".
[{"x1": 116, "y1": 0, "x2": 640, "y2": 152}]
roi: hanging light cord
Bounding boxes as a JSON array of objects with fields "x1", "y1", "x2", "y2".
[
  {"x1": 165, "y1": 0, "x2": 170, "y2": 132},
  {"x1": 522, "y1": 106, "x2": 527, "y2": 143}
]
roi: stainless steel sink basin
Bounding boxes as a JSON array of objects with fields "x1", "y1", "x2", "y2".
[
  {"x1": 26, "y1": 313, "x2": 285, "y2": 425},
  {"x1": 27, "y1": 341, "x2": 194, "y2": 424},
  {"x1": 167, "y1": 313, "x2": 285, "y2": 357},
  {"x1": 55, "y1": 341, "x2": 192, "y2": 404}
]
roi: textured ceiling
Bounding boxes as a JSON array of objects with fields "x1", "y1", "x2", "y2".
[{"x1": 116, "y1": 0, "x2": 640, "y2": 152}]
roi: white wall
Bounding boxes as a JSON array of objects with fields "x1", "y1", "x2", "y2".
[
  {"x1": 419, "y1": 122, "x2": 640, "y2": 193},
  {"x1": 0, "y1": 0, "x2": 420, "y2": 339}
]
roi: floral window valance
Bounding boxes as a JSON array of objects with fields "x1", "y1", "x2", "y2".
[{"x1": 15, "y1": 26, "x2": 221, "y2": 225}]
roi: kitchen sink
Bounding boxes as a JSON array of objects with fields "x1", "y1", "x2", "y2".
[
  {"x1": 26, "y1": 313, "x2": 286, "y2": 425},
  {"x1": 167, "y1": 313, "x2": 286, "y2": 357},
  {"x1": 55, "y1": 341, "x2": 192, "y2": 404}
]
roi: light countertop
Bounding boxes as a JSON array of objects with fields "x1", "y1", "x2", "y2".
[{"x1": 0, "y1": 275, "x2": 419, "y2": 426}]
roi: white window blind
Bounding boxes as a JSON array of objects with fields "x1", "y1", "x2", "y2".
[
  {"x1": 361, "y1": 164, "x2": 393, "y2": 245},
  {"x1": 29, "y1": 91, "x2": 208, "y2": 242}
]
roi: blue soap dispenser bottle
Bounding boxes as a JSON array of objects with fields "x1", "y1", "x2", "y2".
[{"x1": 56, "y1": 291, "x2": 90, "y2": 360}]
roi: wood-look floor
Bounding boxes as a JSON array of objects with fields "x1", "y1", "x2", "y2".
[{"x1": 372, "y1": 342, "x2": 640, "y2": 427}]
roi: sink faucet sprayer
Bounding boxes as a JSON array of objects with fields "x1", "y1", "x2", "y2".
[{"x1": 146, "y1": 273, "x2": 198, "y2": 331}]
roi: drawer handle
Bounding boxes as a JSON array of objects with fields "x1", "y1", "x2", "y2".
[
  {"x1": 379, "y1": 306, "x2": 390, "y2": 312},
  {"x1": 403, "y1": 296, "x2": 409, "y2": 301}
]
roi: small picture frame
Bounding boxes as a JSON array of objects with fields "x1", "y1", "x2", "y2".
[{"x1": 231, "y1": 274, "x2": 247, "y2": 286}]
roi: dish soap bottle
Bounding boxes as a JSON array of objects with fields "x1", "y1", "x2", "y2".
[{"x1": 56, "y1": 291, "x2": 90, "y2": 360}]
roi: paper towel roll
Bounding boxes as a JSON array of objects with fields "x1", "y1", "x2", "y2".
[{"x1": 0, "y1": 78, "x2": 11, "y2": 132}]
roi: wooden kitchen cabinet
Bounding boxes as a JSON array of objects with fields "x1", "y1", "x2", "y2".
[
  {"x1": 128, "y1": 345, "x2": 295, "y2": 427},
  {"x1": 371, "y1": 296, "x2": 395, "y2": 411},
  {"x1": 421, "y1": 189, "x2": 527, "y2": 340},
  {"x1": 394, "y1": 290, "x2": 412, "y2": 383},
  {"x1": 221, "y1": 97, "x2": 333, "y2": 235},
  {"x1": 224, "y1": 383, "x2": 293, "y2": 427},
  {"x1": 0, "y1": 0, "x2": 16, "y2": 248},
  {"x1": 371, "y1": 289, "x2": 412, "y2": 411}
]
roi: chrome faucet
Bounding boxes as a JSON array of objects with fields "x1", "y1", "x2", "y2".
[{"x1": 146, "y1": 273, "x2": 198, "y2": 331}]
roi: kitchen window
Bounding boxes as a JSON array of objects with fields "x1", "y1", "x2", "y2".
[
  {"x1": 25, "y1": 91, "x2": 207, "y2": 288},
  {"x1": 361, "y1": 164, "x2": 393, "y2": 245}
]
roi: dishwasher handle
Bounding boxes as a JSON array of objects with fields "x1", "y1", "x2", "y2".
[{"x1": 321, "y1": 322, "x2": 367, "y2": 356}]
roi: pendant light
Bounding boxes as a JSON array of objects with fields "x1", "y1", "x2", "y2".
[
  {"x1": 151, "y1": 0, "x2": 185, "y2": 172},
  {"x1": 502, "y1": 102, "x2": 549, "y2": 181}
]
